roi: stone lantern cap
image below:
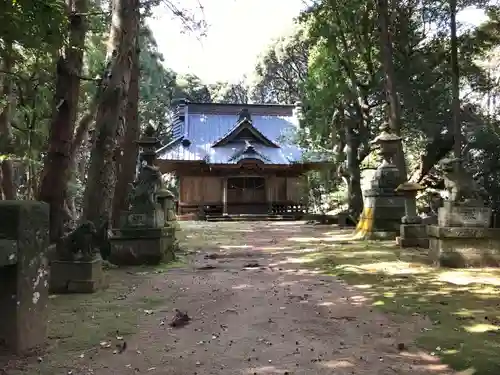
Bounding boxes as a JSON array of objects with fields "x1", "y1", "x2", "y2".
[
  {"x1": 371, "y1": 130, "x2": 402, "y2": 145},
  {"x1": 370, "y1": 123, "x2": 402, "y2": 145},
  {"x1": 156, "y1": 188, "x2": 175, "y2": 199},
  {"x1": 395, "y1": 181, "x2": 425, "y2": 192},
  {"x1": 137, "y1": 125, "x2": 159, "y2": 145}
]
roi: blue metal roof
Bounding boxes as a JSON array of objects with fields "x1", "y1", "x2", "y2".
[{"x1": 156, "y1": 102, "x2": 309, "y2": 165}]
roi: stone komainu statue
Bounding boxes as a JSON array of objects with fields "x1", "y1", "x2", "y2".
[
  {"x1": 56, "y1": 220, "x2": 110, "y2": 261},
  {"x1": 128, "y1": 164, "x2": 163, "y2": 209},
  {"x1": 440, "y1": 158, "x2": 486, "y2": 205}
]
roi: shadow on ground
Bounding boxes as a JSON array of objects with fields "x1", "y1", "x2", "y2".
[{"x1": 180, "y1": 221, "x2": 500, "y2": 375}]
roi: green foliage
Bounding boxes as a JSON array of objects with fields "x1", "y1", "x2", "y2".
[
  {"x1": 0, "y1": 0, "x2": 66, "y2": 48},
  {"x1": 250, "y1": 24, "x2": 309, "y2": 104},
  {"x1": 138, "y1": 26, "x2": 176, "y2": 134}
]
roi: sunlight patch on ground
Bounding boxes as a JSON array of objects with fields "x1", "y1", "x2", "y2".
[
  {"x1": 254, "y1": 246, "x2": 292, "y2": 251},
  {"x1": 269, "y1": 256, "x2": 317, "y2": 266},
  {"x1": 464, "y1": 323, "x2": 500, "y2": 333},
  {"x1": 287, "y1": 236, "x2": 329, "y2": 243},
  {"x1": 244, "y1": 366, "x2": 290, "y2": 374},
  {"x1": 322, "y1": 359, "x2": 354, "y2": 369},
  {"x1": 349, "y1": 294, "x2": 369, "y2": 304},
  {"x1": 438, "y1": 270, "x2": 500, "y2": 286},
  {"x1": 353, "y1": 284, "x2": 373, "y2": 289},
  {"x1": 357, "y1": 261, "x2": 432, "y2": 275},
  {"x1": 232, "y1": 284, "x2": 254, "y2": 290},
  {"x1": 220, "y1": 245, "x2": 253, "y2": 249}
]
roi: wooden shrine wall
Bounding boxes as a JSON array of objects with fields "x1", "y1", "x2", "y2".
[{"x1": 180, "y1": 176, "x2": 222, "y2": 204}]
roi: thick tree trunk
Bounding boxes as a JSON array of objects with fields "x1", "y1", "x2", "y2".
[
  {"x1": 450, "y1": 0, "x2": 461, "y2": 160},
  {"x1": 38, "y1": 0, "x2": 88, "y2": 242},
  {"x1": 345, "y1": 127, "x2": 363, "y2": 219},
  {"x1": 112, "y1": 32, "x2": 141, "y2": 226},
  {"x1": 377, "y1": 0, "x2": 407, "y2": 180},
  {"x1": 82, "y1": 0, "x2": 139, "y2": 226},
  {"x1": 0, "y1": 41, "x2": 16, "y2": 200}
]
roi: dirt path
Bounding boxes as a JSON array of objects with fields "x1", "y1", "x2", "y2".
[{"x1": 77, "y1": 222, "x2": 453, "y2": 374}]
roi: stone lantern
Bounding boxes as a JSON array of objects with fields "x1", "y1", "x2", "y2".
[
  {"x1": 108, "y1": 125, "x2": 178, "y2": 266},
  {"x1": 395, "y1": 181, "x2": 429, "y2": 248},
  {"x1": 353, "y1": 124, "x2": 406, "y2": 240},
  {"x1": 137, "y1": 125, "x2": 159, "y2": 167}
]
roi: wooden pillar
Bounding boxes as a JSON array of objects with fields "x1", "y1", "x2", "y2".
[
  {"x1": 222, "y1": 177, "x2": 228, "y2": 215},
  {"x1": 177, "y1": 176, "x2": 183, "y2": 214},
  {"x1": 266, "y1": 176, "x2": 273, "y2": 214}
]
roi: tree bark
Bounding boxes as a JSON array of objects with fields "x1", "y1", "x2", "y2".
[
  {"x1": 38, "y1": 0, "x2": 88, "y2": 242},
  {"x1": 450, "y1": 0, "x2": 461, "y2": 160},
  {"x1": 0, "y1": 41, "x2": 17, "y2": 200},
  {"x1": 345, "y1": 125, "x2": 363, "y2": 219},
  {"x1": 82, "y1": 0, "x2": 139, "y2": 226},
  {"x1": 377, "y1": 0, "x2": 407, "y2": 180},
  {"x1": 112, "y1": 30, "x2": 141, "y2": 226}
]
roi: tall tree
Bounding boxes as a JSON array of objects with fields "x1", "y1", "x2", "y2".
[
  {"x1": 112, "y1": 12, "x2": 141, "y2": 226},
  {"x1": 209, "y1": 81, "x2": 249, "y2": 104},
  {"x1": 82, "y1": 0, "x2": 140, "y2": 227},
  {"x1": 450, "y1": 0, "x2": 462, "y2": 160},
  {"x1": 250, "y1": 25, "x2": 308, "y2": 104},
  {"x1": 376, "y1": 0, "x2": 407, "y2": 179},
  {"x1": 38, "y1": 0, "x2": 89, "y2": 241},
  {"x1": 0, "y1": 41, "x2": 16, "y2": 200}
]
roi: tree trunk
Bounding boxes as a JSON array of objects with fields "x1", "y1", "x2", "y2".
[
  {"x1": 0, "y1": 41, "x2": 17, "y2": 200},
  {"x1": 345, "y1": 126, "x2": 363, "y2": 219},
  {"x1": 377, "y1": 0, "x2": 407, "y2": 180},
  {"x1": 450, "y1": 0, "x2": 461, "y2": 160},
  {"x1": 112, "y1": 31, "x2": 141, "y2": 226},
  {"x1": 38, "y1": 0, "x2": 88, "y2": 242},
  {"x1": 82, "y1": 0, "x2": 139, "y2": 226}
]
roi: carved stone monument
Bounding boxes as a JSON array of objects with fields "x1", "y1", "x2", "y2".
[
  {"x1": 395, "y1": 182, "x2": 429, "y2": 248},
  {"x1": 0, "y1": 201, "x2": 49, "y2": 354},
  {"x1": 109, "y1": 126, "x2": 178, "y2": 265},
  {"x1": 428, "y1": 158, "x2": 500, "y2": 267},
  {"x1": 49, "y1": 220, "x2": 108, "y2": 293},
  {"x1": 353, "y1": 125, "x2": 405, "y2": 240}
]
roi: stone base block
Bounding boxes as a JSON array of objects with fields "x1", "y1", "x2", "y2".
[
  {"x1": 0, "y1": 201, "x2": 49, "y2": 354},
  {"x1": 109, "y1": 227, "x2": 176, "y2": 266},
  {"x1": 354, "y1": 194, "x2": 405, "y2": 240},
  {"x1": 438, "y1": 204, "x2": 491, "y2": 227},
  {"x1": 428, "y1": 225, "x2": 500, "y2": 268},
  {"x1": 396, "y1": 236, "x2": 429, "y2": 248},
  {"x1": 50, "y1": 258, "x2": 106, "y2": 294},
  {"x1": 397, "y1": 224, "x2": 429, "y2": 248}
]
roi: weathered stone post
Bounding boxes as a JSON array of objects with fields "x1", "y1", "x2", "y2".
[
  {"x1": 395, "y1": 182, "x2": 429, "y2": 248},
  {"x1": 49, "y1": 220, "x2": 107, "y2": 293},
  {"x1": 0, "y1": 201, "x2": 49, "y2": 354},
  {"x1": 428, "y1": 158, "x2": 500, "y2": 267},
  {"x1": 353, "y1": 124, "x2": 405, "y2": 240},
  {"x1": 109, "y1": 125, "x2": 178, "y2": 265}
]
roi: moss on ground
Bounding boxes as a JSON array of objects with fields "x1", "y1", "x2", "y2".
[
  {"x1": 298, "y1": 239, "x2": 500, "y2": 375},
  {"x1": 1, "y1": 266, "x2": 178, "y2": 375},
  {"x1": 179, "y1": 221, "x2": 500, "y2": 374}
]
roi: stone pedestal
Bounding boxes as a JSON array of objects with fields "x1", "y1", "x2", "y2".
[
  {"x1": 0, "y1": 201, "x2": 49, "y2": 354},
  {"x1": 353, "y1": 126, "x2": 405, "y2": 240},
  {"x1": 428, "y1": 225, "x2": 500, "y2": 267},
  {"x1": 355, "y1": 193, "x2": 406, "y2": 239},
  {"x1": 397, "y1": 224, "x2": 429, "y2": 248},
  {"x1": 49, "y1": 258, "x2": 106, "y2": 293},
  {"x1": 438, "y1": 202, "x2": 492, "y2": 227},
  {"x1": 395, "y1": 182, "x2": 429, "y2": 248},
  {"x1": 109, "y1": 226, "x2": 177, "y2": 266}
]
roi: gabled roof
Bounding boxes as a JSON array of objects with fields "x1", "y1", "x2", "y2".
[
  {"x1": 228, "y1": 140, "x2": 271, "y2": 163},
  {"x1": 157, "y1": 101, "x2": 322, "y2": 165},
  {"x1": 212, "y1": 118, "x2": 280, "y2": 148}
]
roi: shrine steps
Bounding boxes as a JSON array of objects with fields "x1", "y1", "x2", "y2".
[{"x1": 205, "y1": 214, "x2": 300, "y2": 222}]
